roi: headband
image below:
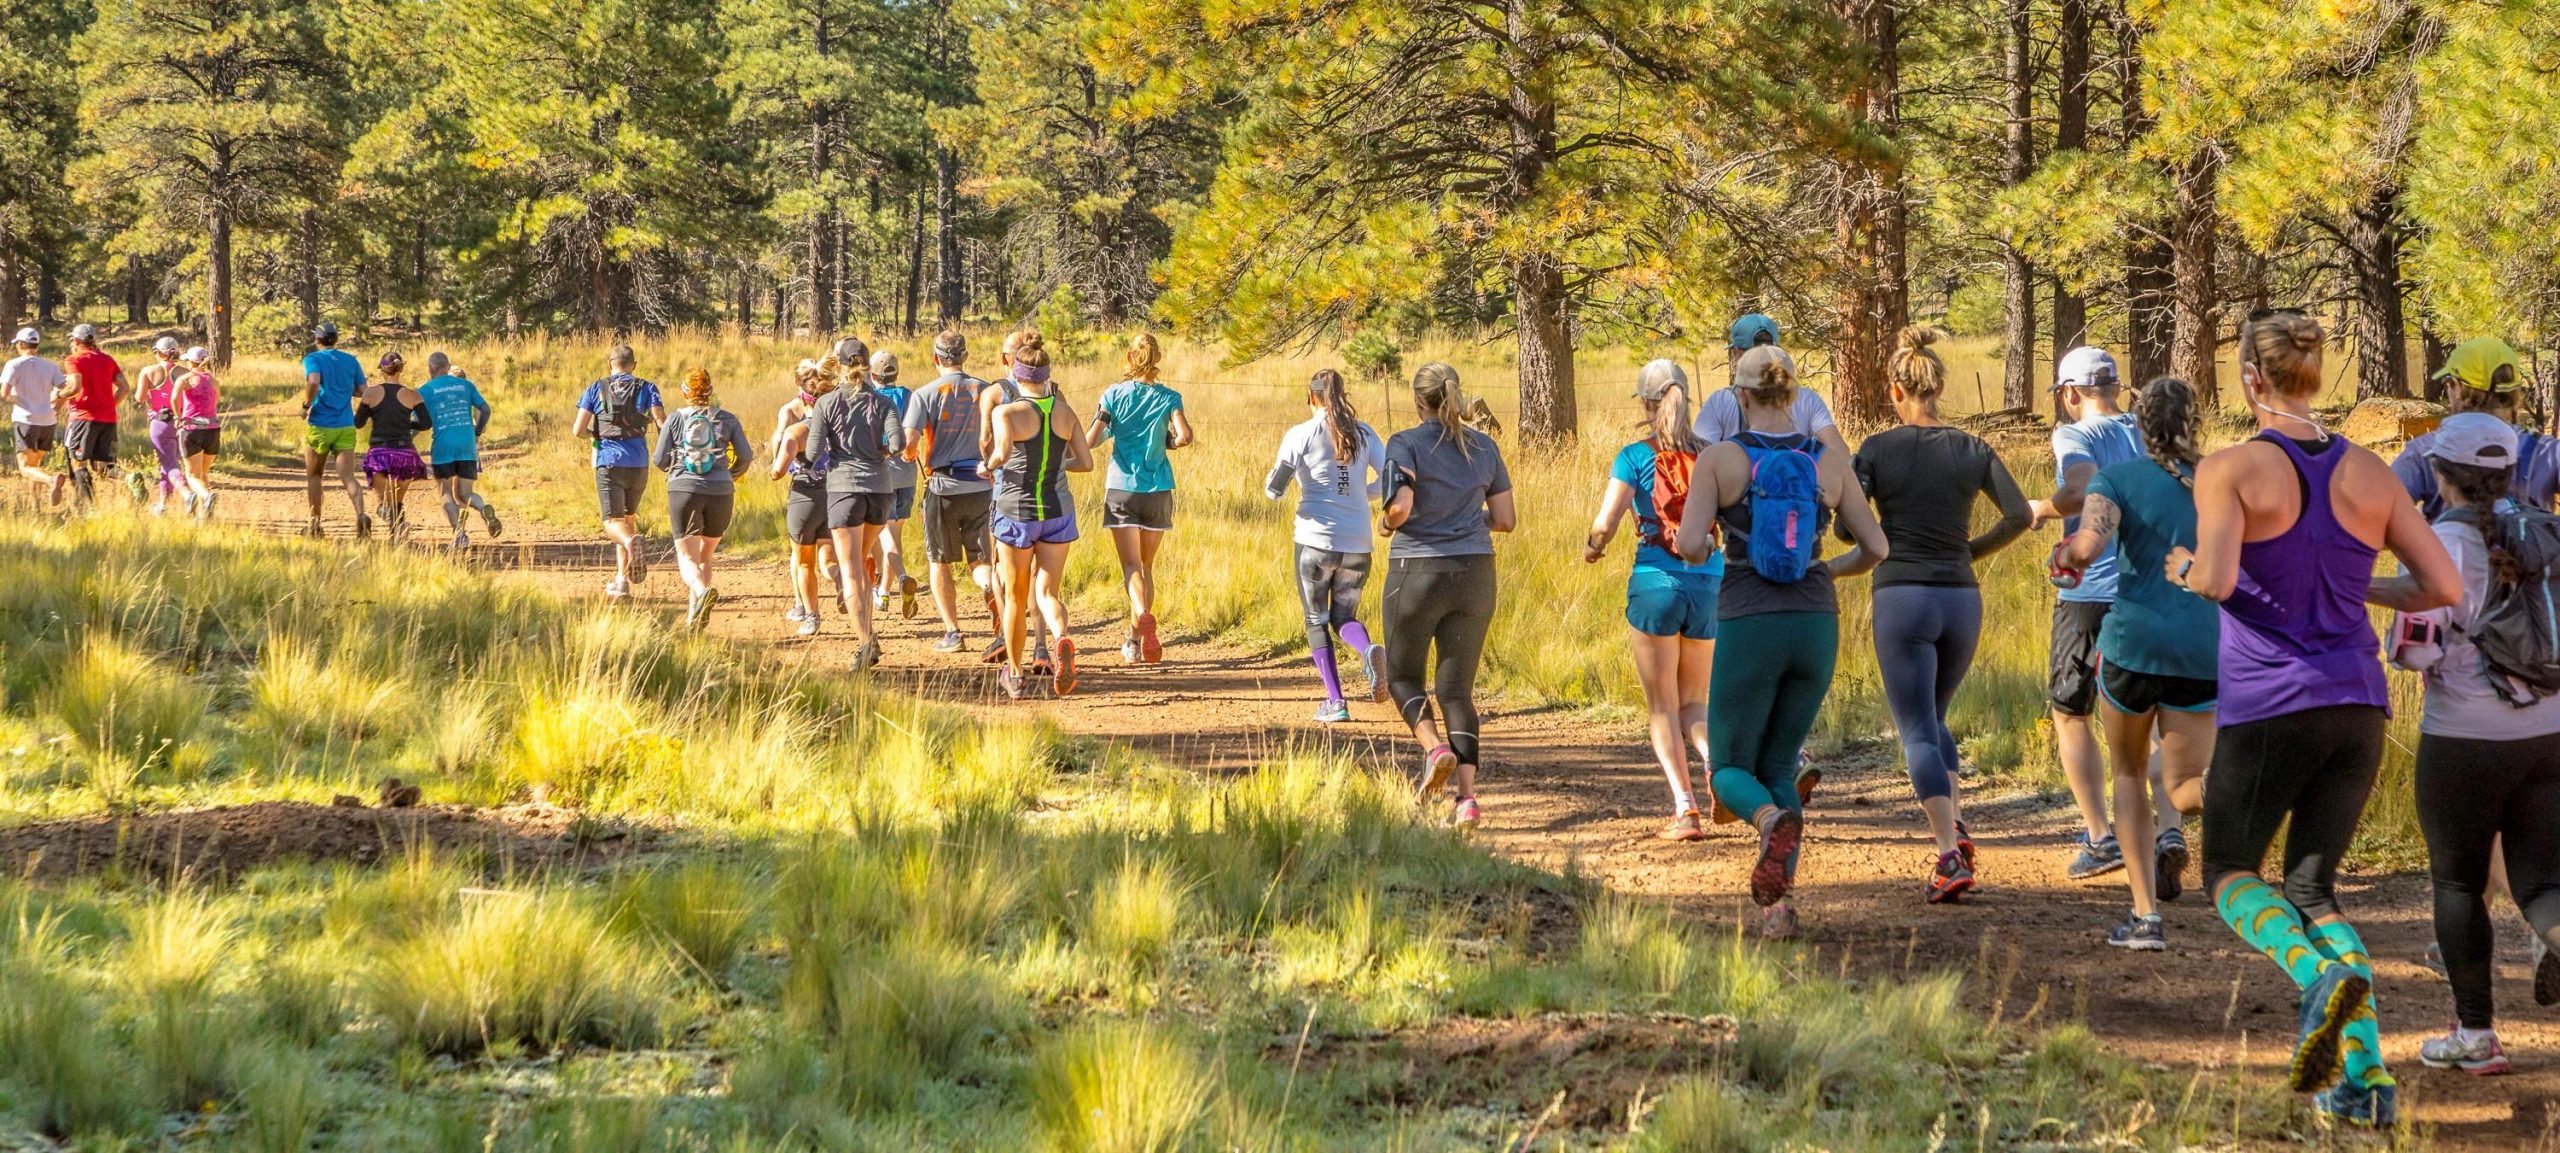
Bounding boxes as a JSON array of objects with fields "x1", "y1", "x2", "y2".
[{"x1": 1011, "y1": 362, "x2": 1051, "y2": 385}]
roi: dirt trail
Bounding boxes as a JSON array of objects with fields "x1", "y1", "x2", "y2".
[{"x1": 46, "y1": 419, "x2": 2560, "y2": 1147}]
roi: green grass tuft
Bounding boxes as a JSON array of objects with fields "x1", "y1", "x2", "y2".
[
  {"x1": 1028, "y1": 1021, "x2": 1214, "y2": 1153},
  {"x1": 368, "y1": 889, "x2": 677, "y2": 1056}
]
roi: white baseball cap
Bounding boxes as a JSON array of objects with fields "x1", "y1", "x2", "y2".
[
  {"x1": 180, "y1": 347, "x2": 210, "y2": 365},
  {"x1": 152, "y1": 337, "x2": 181, "y2": 355},
  {"x1": 2055, "y1": 346, "x2": 2119, "y2": 392},
  {"x1": 9, "y1": 327, "x2": 35, "y2": 346},
  {"x1": 2428, "y1": 412, "x2": 2520, "y2": 468}
]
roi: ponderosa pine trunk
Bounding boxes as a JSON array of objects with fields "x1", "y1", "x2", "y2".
[
  {"x1": 296, "y1": 208, "x2": 322, "y2": 334},
  {"x1": 936, "y1": 144, "x2": 963, "y2": 328},
  {"x1": 2000, "y1": 0, "x2": 2037, "y2": 411},
  {"x1": 2346, "y1": 182, "x2": 2410, "y2": 400},
  {"x1": 2169, "y1": 150, "x2": 2219, "y2": 406},
  {"x1": 2051, "y1": 0, "x2": 2091, "y2": 398},
  {"x1": 1512, "y1": 253, "x2": 1574, "y2": 445},
  {"x1": 1830, "y1": 0, "x2": 1902, "y2": 431},
  {"x1": 2119, "y1": 12, "x2": 2172, "y2": 384},
  {"x1": 902, "y1": 179, "x2": 925, "y2": 336},
  {"x1": 207, "y1": 203, "x2": 234, "y2": 367}
]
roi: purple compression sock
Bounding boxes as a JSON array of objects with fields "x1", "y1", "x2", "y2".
[
  {"x1": 1313, "y1": 644, "x2": 1345, "y2": 702},
  {"x1": 1338, "y1": 620, "x2": 1373, "y2": 654}
]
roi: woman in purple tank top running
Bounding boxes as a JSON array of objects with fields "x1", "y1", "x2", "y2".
[{"x1": 2165, "y1": 310, "x2": 2459, "y2": 1127}]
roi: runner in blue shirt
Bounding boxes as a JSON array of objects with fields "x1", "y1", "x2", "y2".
[
  {"x1": 572, "y1": 345, "x2": 666, "y2": 599},
  {"x1": 417, "y1": 351, "x2": 503, "y2": 549},
  {"x1": 868, "y1": 348, "x2": 922, "y2": 620},
  {"x1": 1090, "y1": 333, "x2": 1194, "y2": 663},
  {"x1": 300, "y1": 322, "x2": 369, "y2": 537}
]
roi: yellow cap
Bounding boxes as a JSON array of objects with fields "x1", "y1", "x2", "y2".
[{"x1": 2434, "y1": 337, "x2": 2524, "y2": 395}]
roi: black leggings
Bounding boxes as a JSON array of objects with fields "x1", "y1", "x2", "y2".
[
  {"x1": 1295, "y1": 545, "x2": 1372, "y2": 655},
  {"x1": 2415, "y1": 730, "x2": 2560, "y2": 1029},
  {"x1": 1383, "y1": 555, "x2": 1495, "y2": 765},
  {"x1": 2201, "y1": 705, "x2": 2386, "y2": 921}
]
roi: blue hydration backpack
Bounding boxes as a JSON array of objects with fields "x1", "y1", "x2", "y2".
[{"x1": 1739, "y1": 433, "x2": 1824, "y2": 584}]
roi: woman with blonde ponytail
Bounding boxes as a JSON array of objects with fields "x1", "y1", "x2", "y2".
[
  {"x1": 1381, "y1": 362, "x2": 1515, "y2": 827},
  {"x1": 1268, "y1": 368, "x2": 1388, "y2": 721},
  {"x1": 1850, "y1": 325, "x2": 2031, "y2": 902},
  {"x1": 1584, "y1": 359, "x2": 1725, "y2": 841},
  {"x1": 654, "y1": 367, "x2": 754, "y2": 632}
]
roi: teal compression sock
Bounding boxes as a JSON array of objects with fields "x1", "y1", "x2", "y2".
[
  {"x1": 2308, "y1": 921, "x2": 2393, "y2": 1088},
  {"x1": 2213, "y1": 878, "x2": 2331, "y2": 990}
]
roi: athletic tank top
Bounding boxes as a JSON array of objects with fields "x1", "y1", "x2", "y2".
[
  {"x1": 2216, "y1": 432, "x2": 2389, "y2": 727},
  {"x1": 995, "y1": 394, "x2": 1068, "y2": 521},
  {"x1": 1714, "y1": 431, "x2": 1837, "y2": 619}
]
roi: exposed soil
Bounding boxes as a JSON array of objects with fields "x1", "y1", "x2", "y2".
[
  {"x1": 1280, "y1": 1013, "x2": 1741, "y2": 1133},
  {"x1": 24, "y1": 401, "x2": 2558, "y2": 1148},
  {"x1": 0, "y1": 800, "x2": 651, "y2": 882}
]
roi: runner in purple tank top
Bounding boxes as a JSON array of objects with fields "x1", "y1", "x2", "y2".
[{"x1": 2166, "y1": 310, "x2": 2459, "y2": 1127}]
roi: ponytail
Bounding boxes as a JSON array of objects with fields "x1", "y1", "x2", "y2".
[
  {"x1": 1310, "y1": 368, "x2": 1363, "y2": 463},
  {"x1": 2132, "y1": 376, "x2": 2202, "y2": 489},
  {"x1": 1636, "y1": 359, "x2": 1700, "y2": 453},
  {"x1": 1412, "y1": 362, "x2": 1472, "y2": 459}
]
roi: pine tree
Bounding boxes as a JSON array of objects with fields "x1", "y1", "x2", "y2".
[
  {"x1": 70, "y1": 0, "x2": 340, "y2": 365},
  {"x1": 0, "y1": 0, "x2": 85, "y2": 327},
  {"x1": 2404, "y1": 1, "x2": 2560, "y2": 355}
]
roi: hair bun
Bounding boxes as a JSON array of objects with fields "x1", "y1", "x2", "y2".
[
  {"x1": 1897, "y1": 325, "x2": 1940, "y2": 351},
  {"x1": 1016, "y1": 329, "x2": 1044, "y2": 354}
]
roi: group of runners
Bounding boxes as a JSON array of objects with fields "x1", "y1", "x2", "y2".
[
  {"x1": 1563, "y1": 310, "x2": 2560, "y2": 1124},
  {"x1": 572, "y1": 328, "x2": 1192, "y2": 698}
]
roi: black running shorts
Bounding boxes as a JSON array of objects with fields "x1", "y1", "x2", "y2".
[
  {"x1": 2047, "y1": 600, "x2": 2110, "y2": 717},
  {"x1": 64, "y1": 418, "x2": 116, "y2": 463},
  {"x1": 828, "y1": 489, "x2": 893, "y2": 529},
  {"x1": 595, "y1": 466, "x2": 648, "y2": 519},
  {"x1": 668, "y1": 489, "x2": 734, "y2": 538},
  {"x1": 12, "y1": 422, "x2": 55, "y2": 455},
  {"x1": 1104, "y1": 488, "x2": 1174, "y2": 532},
  {"x1": 2097, "y1": 659, "x2": 2217, "y2": 715},
  {"x1": 180, "y1": 429, "x2": 221, "y2": 458},
  {"x1": 431, "y1": 459, "x2": 479, "y2": 481},
  {"x1": 924, "y1": 488, "x2": 992, "y2": 565},
  {"x1": 785, "y1": 480, "x2": 829, "y2": 546}
]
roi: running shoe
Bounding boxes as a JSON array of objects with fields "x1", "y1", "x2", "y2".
[
  {"x1": 1032, "y1": 639, "x2": 1054, "y2": 677},
  {"x1": 899, "y1": 575, "x2": 920, "y2": 620},
  {"x1": 1659, "y1": 809, "x2": 1707, "y2": 843},
  {"x1": 796, "y1": 617, "x2": 819, "y2": 638},
  {"x1": 1750, "y1": 808, "x2": 1803, "y2": 908},
  {"x1": 1450, "y1": 796, "x2": 1482, "y2": 829},
  {"x1": 198, "y1": 492, "x2": 216, "y2": 521},
  {"x1": 997, "y1": 666, "x2": 1026, "y2": 701},
  {"x1": 2066, "y1": 833, "x2": 2125, "y2": 881},
  {"x1": 604, "y1": 577, "x2": 631, "y2": 600},
  {"x1": 303, "y1": 516, "x2": 324, "y2": 539},
  {"x1": 786, "y1": 605, "x2": 809, "y2": 624},
  {"x1": 356, "y1": 512, "x2": 374, "y2": 540},
  {"x1": 2535, "y1": 931, "x2": 2558, "y2": 1008},
  {"x1": 479, "y1": 504, "x2": 503, "y2": 537},
  {"x1": 2290, "y1": 964, "x2": 2371, "y2": 1093},
  {"x1": 2106, "y1": 911, "x2": 2167, "y2": 952},
  {"x1": 1760, "y1": 901, "x2": 1800, "y2": 941},
  {"x1": 1417, "y1": 745, "x2": 1458, "y2": 799},
  {"x1": 1794, "y1": 755, "x2": 1821, "y2": 806},
  {"x1": 1121, "y1": 637, "x2": 1141, "y2": 665},
  {"x1": 686, "y1": 587, "x2": 719, "y2": 633},
  {"x1": 2419, "y1": 1028, "x2": 2510, "y2": 1076},
  {"x1": 1927, "y1": 849, "x2": 1973, "y2": 905},
  {"x1": 451, "y1": 529, "x2": 470, "y2": 550},
  {"x1": 1955, "y1": 819, "x2": 1977, "y2": 870},
  {"x1": 1359, "y1": 643, "x2": 1387, "y2": 703},
  {"x1": 874, "y1": 589, "x2": 891, "y2": 613},
  {"x1": 124, "y1": 472, "x2": 148, "y2": 503},
  {"x1": 1136, "y1": 613, "x2": 1163, "y2": 663},
  {"x1": 1314, "y1": 699, "x2": 1351, "y2": 724},
  {"x1": 628, "y1": 543, "x2": 649, "y2": 584},
  {"x1": 2421, "y1": 940, "x2": 2447, "y2": 977},
  {"x1": 2155, "y1": 827, "x2": 2190, "y2": 903},
  {"x1": 2311, "y1": 1078, "x2": 2397, "y2": 1129},
  {"x1": 148, "y1": 501, "x2": 165, "y2": 517},
  {"x1": 981, "y1": 636, "x2": 1008, "y2": 664},
  {"x1": 180, "y1": 491, "x2": 195, "y2": 516},
  {"x1": 1051, "y1": 638, "x2": 1078, "y2": 696},
  {"x1": 852, "y1": 641, "x2": 881, "y2": 674},
  {"x1": 933, "y1": 632, "x2": 965, "y2": 654}
]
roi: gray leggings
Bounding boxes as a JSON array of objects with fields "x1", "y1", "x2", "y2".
[
  {"x1": 1383, "y1": 554, "x2": 1496, "y2": 765},
  {"x1": 1296, "y1": 545, "x2": 1371, "y2": 654}
]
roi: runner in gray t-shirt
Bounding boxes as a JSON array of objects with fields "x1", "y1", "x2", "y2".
[{"x1": 903, "y1": 331, "x2": 1000, "y2": 651}]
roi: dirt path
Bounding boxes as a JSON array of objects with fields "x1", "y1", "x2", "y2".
[{"x1": 70, "y1": 421, "x2": 2560, "y2": 1147}]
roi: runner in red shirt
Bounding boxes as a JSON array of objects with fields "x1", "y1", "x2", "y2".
[{"x1": 60, "y1": 324, "x2": 132, "y2": 507}]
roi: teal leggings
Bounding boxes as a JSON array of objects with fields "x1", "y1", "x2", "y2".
[{"x1": 1707, "y1": 612, "x2": 1839, "y2": 873}]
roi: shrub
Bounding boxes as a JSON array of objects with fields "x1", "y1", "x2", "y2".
[
  {"x1": 1028, "y1": 1021, "x2": 1212, "y2": 1153},
  {"x1": 368, "y1": 889, "x2": 676, "y2": 1056}
]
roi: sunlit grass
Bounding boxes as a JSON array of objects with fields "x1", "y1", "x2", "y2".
[{"x1": 367, "y1": 889, "x2": 679, "y2": 1056}]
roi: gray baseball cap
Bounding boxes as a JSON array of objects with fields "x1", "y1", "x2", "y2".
[
  {"x1": 69, "y1": 323, "x2": 97, "y2": 344},
  {"x1": 1634, "y1": 359, "x2": 1688, "y2": 402},
  {"x1": 9, "y1": 327, "x2": 36, "y2": 346},
  {"x1": 869, "y1": 350, "x2": 899, "y2": 382},
  {"x1": 313, "y1": 321, "x2": 339, "y2": 343}
]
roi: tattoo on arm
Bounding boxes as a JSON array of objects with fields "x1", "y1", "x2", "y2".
[{"x1": 2081, "y1": 494, "x2": 2120, "y2": 544}]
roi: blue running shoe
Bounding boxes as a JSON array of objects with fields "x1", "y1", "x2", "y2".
[
  {"x1": 1359, "y1": 643, "x2": 1387, "y2": 703},
  {"x1": 2291, "y1": 964, "x2": 2370, "y2": 1093},
  {"x1": 2106, "y1": 911, "x2": 2166, "y2": 952},
  {"x1": 1313, "y1": 699, "x2": 1351, "y2": 724},
  {"x1": 2313, "y1": 1078, "x2": 2397, "y2": 1128},
  {"x1": 2155, "y1": 827, "x2": 2190, "y2": 903},
  {"x1": 2066, "y1": 833, "x2": 2124, "y2": 881}
]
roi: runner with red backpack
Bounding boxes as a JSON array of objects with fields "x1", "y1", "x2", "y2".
[
  {"x1": 1583, "y1": 359, "x2": 1724, "y2": 841},
  {"x1": 1850, "y1": 327, "x2": 2032, "y2": 901},
  {"x1": 1674, "y1": 345, "x2": 1889, "y2": 939}
]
